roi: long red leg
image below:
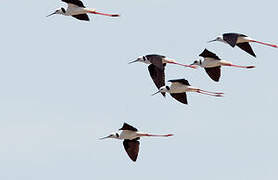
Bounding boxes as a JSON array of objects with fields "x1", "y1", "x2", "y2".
[
  {"x1": 167, "y1": 61, "x2": 198, "y2": 69},
  {"x1": 197, "y1": 91, "x2": 223, "y2": 97},
  {"x1": 198, "y1": 89, "x2": 224, "y2": 95},
  {"x1": 87, "y1": 10, "x2": 120, "y2": 17},
  {"x1": 142, "y1": 134, "x2": 174, "y2": 137},
  {"x1": 252, "y1": 40, "x2": 278, "y2": 48},
  {"x1": 226, "y1": 64, "x2": 255, "y2": 69}
]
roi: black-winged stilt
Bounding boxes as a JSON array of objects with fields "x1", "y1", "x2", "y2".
[
  {"x1": 100, "y1": 123, "x2": 173, "y2": 162},
  {"x1": 129, "y1": 55, "x2": 197, "y2": 97},
  {"x1": 47, "y1": 0, "x2": 120, "y2": 21},
  {"x1": 208, "y1": 33, "x2": 278, "y2": 57},
  {"x1": 191, "y1": 49, "x2": 255, "y2": 82},
  {"x1": 152, "y1": 79, "x2": 223, "y2": 104}
]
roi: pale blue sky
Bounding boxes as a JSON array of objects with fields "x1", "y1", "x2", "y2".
[{"x1": 1, "y1": 0, "x2": 278, "y2": 179}]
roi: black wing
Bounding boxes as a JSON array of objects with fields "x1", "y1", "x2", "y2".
[
  {"x1": 170, "y1": 93, "x2": 188, "y2": 105},
  {"x1": 205, "y1": 66, "x2": 221, "y2": 82},
  {"x1": 236, "y1": 42, "x2": 256, "y2": 57},
  {"x1": 223, "y1": 33, "x2": 242, "y2": 47},
  {"x1": 123, "y1": 139, "x2": 140, "y2": 162},
  {"x1": 146, "y1": 54, "x2": 165, "y2": 70},
  {"x1": 62, "y1": 0, "x2": 86, "y2": 7},
  {"x1": 148, "y1": 64, "x2": 166, "y2": 97},
  {"x1": 119, "y1": 123, "x2": 138, "y2": 131},
  {"x1": 72, "y1": 14, "x2": 90, "y2": 21},
  {"x1": 168, "y1": 79, "x2": 190, "y2": 86},
  {"x1": 199, "y1": 49, "x2": 221, "y2": 60}
]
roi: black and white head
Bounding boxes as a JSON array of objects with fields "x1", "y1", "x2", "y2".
[
  {"x1": 47, "y1": 7, "x2": 66, "y2": 17},
  {"x1": 191, "y1": 59, "x2": 202, "y2": 66},
  {"x1": 128, "y1": 56, "x2": 148, "y2": 64},
  {"x1": 208, "y1": 35, "x2": 224, "y2": 43},
  {"x1": 152, "y1": 85, "x2": 170, "y2": 96},
  {"x1": 99, "y1": 132, "x2": 120, "y2": 140}
]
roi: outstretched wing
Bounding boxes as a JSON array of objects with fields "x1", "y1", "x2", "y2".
[
  {"x1": 123, "y1": 139, "x2": 140, "y2": 162},
  {"x1": 205, "y1": 66, "x2": 221, "y2": 82},
  {"x1": 170, "y1": 93, "x2": 188, "y2": 105},
  {"x1": 146, "y1": 55, "x2": 165, "y2": 70},
  {"x1": 168, "y1": 79, "x2": 190, "y2": 86},
  {"x1": 148, "y1": 64, "x2": 166, "y2": 97},
  {"x1": 72, "y1": 14, "x2": 90, "y2": 21},
  {"x1": 236, "y1": 42, "x2": 256, "y2": 57},
  {"x1": 62, "y1": 0, "x2": 86, "y2": 7},
  {"x1": 223, "y1": 33, "x2": 240, "y2": 47},
  {"x1": 119, "y1": 123, "x2": 138, "y2": 131},
  {"x1": 199, "y1": 49, "x2": 221, "y2": 60}
]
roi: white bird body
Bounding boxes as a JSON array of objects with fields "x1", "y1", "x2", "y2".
[
  {"x1": 153, "y1": 79, "x2": 223, "y2": 104},
  {"x1": 57, "y1": 6, "x2": 95, "y2": 16},
  {"x1": 65, "y1": 6, "x2": 86, "y2": 16},
  {"x1": 198, "y1": 58, "x2": 231, "y2": 68},
  {"x1": 135, "y1": 56, "x2": 177, "y2": 65},
  {"x1": 100, "y1": 123, "x2": 173, "y2": 162},
  {"x1": 119, "y1": 130, "x2": 140, "y2": 140},
  {"x1": 47, "y1": 0, "x2": 120, "y2": 21},
  {"x1": 117, "y1": 130, "x2": 169, "y2": 140},
  {"x1": 169, "y1": 83, "x2": 198, "y2": 94},
  {"x1": 236, "y1": 36, "x2": 254, "y2": 43},
  {"x1": 209, "y1": 33, "x2": 278, "y2": 57},
  {"x1": 65, "y1": 4, "x2": 96, "y2": 16},
  {"x1": 129, "y1": 55, "x2": 196, "y2": 69},
  {"x1": 191, "y1": 49, "x2": 255, "y2": 82}
]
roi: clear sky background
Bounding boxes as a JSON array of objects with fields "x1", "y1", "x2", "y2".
[{"x1": 1, "y1": 0, "x2": 278, "y2": 179}]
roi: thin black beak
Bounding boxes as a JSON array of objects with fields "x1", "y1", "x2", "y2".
[
  {"x1": 47, "y1": 12, "x2": 56, "y2": 17},
  {"x1": 207, "y1": 39, "x2": 217, "y2": 43},
  {"x1": 99, "y1": 136, "x2": 109, "y2": 140},
  {"x1": 152, "y1": 91, "x2": 161, "y2": 96},
  {"x1": 128, "y1": 59, "x2": 139, "y2": 64}
]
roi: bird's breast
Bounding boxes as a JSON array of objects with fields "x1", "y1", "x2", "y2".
[
  {"x1": 170, "y1": 85, "x2": 188, "y2": 93},
  {"x1": 67, "y1": 7, "x2": 87, "y2": 15},
  {"x1": 120, "y1": 130, "x2": 139, "y2": 140},
  {"x1": 202, "y1": 59, "x2": 221, "y2": 68}
]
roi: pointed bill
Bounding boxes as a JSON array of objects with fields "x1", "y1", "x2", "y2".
[
  {"x1": 99, "y1": 135, "x2": 110, "y2": 140},
  {"x1": 152, "y1": 90, "x2": 161, "y2": 96},
  {"x1": 128, "y1": 59, "x2": 139, "y2": 64},
  {"x1": 208, "y1": 39, "x2": 217, "y2": 43},
  {"x1": 47, "y1": 12, "x2": 56, "y2": 17}
]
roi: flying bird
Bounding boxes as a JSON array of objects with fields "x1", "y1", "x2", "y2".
[
  {"x1": 191, "y1": 49, "x2": 255, "y2": 82},
  {"x1": 100, "y1": 123, "x2": 173, "y2": 162},
  {"x1": 208, "y1": 33, "x2": 278, "y2": 57},
  {"x1": 152, "y1": 79, "x2": 223, "y2": 104},
  {"x1": 47, "y1": 0, "x2": 120, "y2": 21},
  {"x1": 129, "y1": 54, "x2": 197, "y2": 97}
]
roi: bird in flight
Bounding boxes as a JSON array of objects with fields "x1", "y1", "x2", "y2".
[
  {"x1": 47, "y1": 0, "x2": 120, "y2": 21},
  {"x1": 100, "y1": 123, "x2": 173, "y2": 162},
  {"x1": 152, "y1": 79, "x2": 223, "y2": 104},
  {"x1": 208, "y1": 33, "x2": 278, "y2": 57},
  {"x1": 129, "y1": 54, "x2": 197, "y2": 97},
  {"x1": 191, "y1": 49, "x2": 255, "y2": 82}
]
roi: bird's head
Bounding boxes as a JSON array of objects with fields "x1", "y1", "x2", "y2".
[
  {"x1": 128, "y1": 56, "x2": 147, "y2": 64},
  {"x1": 47, "y1": 7, "x2": 66, "y2": 17},
  {"x1": 208, "y1": 35, "x2": 224, "y2": 43},
  {"x1": 152, "y1": 86, "x2": 170, "y2": 96},
  {"x1": 191, "y1": 59, "x2": 202, "y2": 66},
  {"x1": 99, "y1": 132, "x2": 120, "y2": 140}
]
